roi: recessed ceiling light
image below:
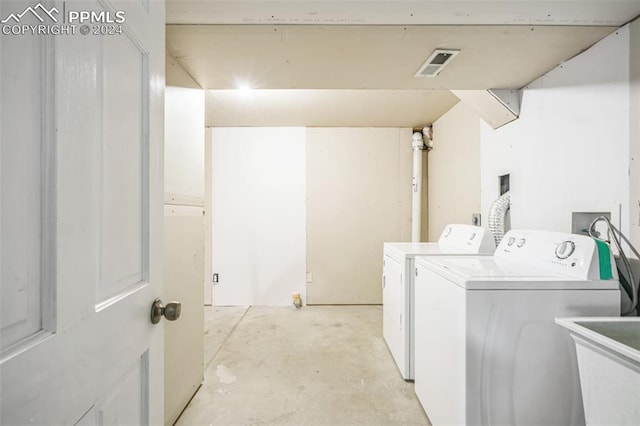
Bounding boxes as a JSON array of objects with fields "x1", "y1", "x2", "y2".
[
  {"x1": 237, "y1": 84, "x2": 252, "y2": 95},
  {"x1": 415, "y1": 49, "x2": 460, "y2": 78}
]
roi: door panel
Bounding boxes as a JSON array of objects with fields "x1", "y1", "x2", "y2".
[
  {"x1": 98, "y1": 24, "x2": 147, "y2": 304},
  {"x1": 96, "y1": 351, "x2": 149, "y2": 425},
  {"x1": 0, "y1": 21, "x2": 48, "y2": 352},
  {"x1": 0, "y1": 0, "x2": 165, "y2": 424}
]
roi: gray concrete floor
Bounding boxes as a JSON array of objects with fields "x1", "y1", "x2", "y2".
[{"x1": 176, "y1": 305, "x2": 431, "y2": 426}]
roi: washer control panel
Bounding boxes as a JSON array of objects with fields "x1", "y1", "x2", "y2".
[{"x1": 495, "y1": 230, "x2": 610, "y2": 280}]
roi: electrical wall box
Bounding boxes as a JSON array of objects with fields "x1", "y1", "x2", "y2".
[{"x1": 572, "y1": 212, "x2": 612, "y2": 237}]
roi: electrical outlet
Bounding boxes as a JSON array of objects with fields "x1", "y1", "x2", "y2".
[
  {"x1": 472, "y1": 213, "x2": 481, "y2": 226},
  {"x1": 306, "y1": 272, "x2": 313, "y2": 283}
]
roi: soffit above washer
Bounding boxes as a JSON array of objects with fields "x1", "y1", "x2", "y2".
[{"x1": 204, "y1": 89, "x2": 460, "y2": 127}]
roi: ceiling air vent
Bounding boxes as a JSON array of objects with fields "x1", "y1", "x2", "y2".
[{"x1": 415, "y1": 49, "x2": 460, "y2": 78}]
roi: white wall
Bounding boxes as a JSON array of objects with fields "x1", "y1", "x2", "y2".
[
  {"x1": 306, "y1": 127, "x2": 412, "y2": 304},
  {"x1": 211, "y1": 127, "x2": 307, "y2": 306},
  {"x1": 428, "y1": 102, "x2": 481, "y2": 241},
  {"x1": 165, "y1": 87, "x2": 205, "y2": 199},
  {"x1": 164, "y1": 75, "x2": 205, "y2": 422},
  {"x1": 630, "y1": 18, "x2": 640, "y2": 247},
  {"x1": 208, "y1": 126, "x2": 412, "y2": 305},
  {"x1": 480, "y1": 26, "x2": 631, "y2": 235}
]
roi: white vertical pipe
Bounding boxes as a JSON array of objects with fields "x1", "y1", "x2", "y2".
[{"x1": 411, "y1": 132, "x2": 424, "y2": 242}]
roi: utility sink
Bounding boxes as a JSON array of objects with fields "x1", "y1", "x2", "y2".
[{"x1": 556, "y1": 317, "x2": 640, "y2": 426}]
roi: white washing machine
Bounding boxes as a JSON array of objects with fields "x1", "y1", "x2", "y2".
[
  {"x1": 413, "y1": 230, "x2": 621, "y2": 426},
  {"x1": 383, "y1": 224, "x2": 494, "y2": 380}
]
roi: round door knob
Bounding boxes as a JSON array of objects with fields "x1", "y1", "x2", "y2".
[{"x1": 150, "y1": 298, "x2": 182, "y2": 324}]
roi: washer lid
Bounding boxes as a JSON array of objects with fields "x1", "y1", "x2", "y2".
[
  {"x1": 384, "y1": 242, "x2": 440, "y2": 261},
  {"x1": 418, "y1": 256, "x2": 620, "y2": 290},
  {"x1": 383, "y1": 242, "x2": 491, "y2": 262}
]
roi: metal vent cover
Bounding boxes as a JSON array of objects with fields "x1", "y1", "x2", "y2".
[{"x1": 415, "y1": 49, "x2": 460, "y2": 78}]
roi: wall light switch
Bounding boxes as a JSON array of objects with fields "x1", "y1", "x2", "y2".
[{"x1": 306, "y1": 272, "x2": 313, "y2": 283}]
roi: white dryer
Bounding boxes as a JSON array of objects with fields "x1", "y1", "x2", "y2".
[
  {"x1": 383, "y1": 224, "x2": 494, "y2": 380},
  {"x1": 413, "y1": 230, "x2": 621, "y2": 426}
]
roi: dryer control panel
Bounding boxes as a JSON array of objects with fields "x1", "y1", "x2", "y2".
[{"x1": 437, "y1": 224, "x2": 496, "y2": 254}]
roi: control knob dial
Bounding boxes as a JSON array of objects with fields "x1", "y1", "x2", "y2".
[{"x1": 555, "y1": 240, "x2": 576, "y2": 259}]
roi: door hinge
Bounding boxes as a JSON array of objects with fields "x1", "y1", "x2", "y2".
[{"x1": 213, "y1": 273, "x2": 219, "y2": 285}]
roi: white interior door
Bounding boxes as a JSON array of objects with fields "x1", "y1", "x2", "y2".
[{"x1": 0, "y1": 0, "x2": 165, "y2": 424}]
